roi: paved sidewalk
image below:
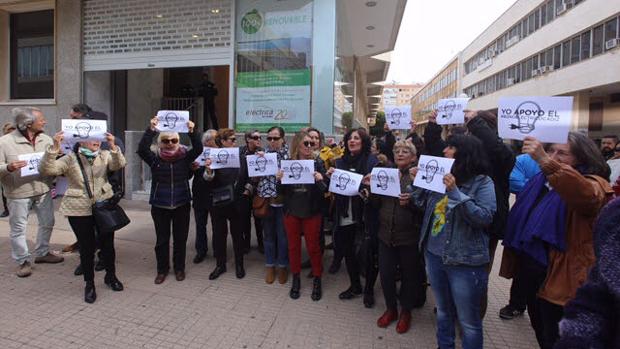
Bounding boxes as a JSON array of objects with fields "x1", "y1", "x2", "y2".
[{"x1": 0, "y1": 200, "x2": 538, "y2": 349}]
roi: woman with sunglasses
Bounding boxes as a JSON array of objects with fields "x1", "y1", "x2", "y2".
[
  {"x1": 256, "y1": 126, "x2": 290, "y2": 284},
  {"x1": 204, "y1": 128, "x2": 252, "y2": 280},
  {"x1": 240, "y1": 130, "x2": 264, "y2": 254},
  {"x1": 327, "y1": 127, "x2": 380, "y2": 304},
  {"x1": 277, "y1": 130, "x2": 328, "y2": 300},
  {"x1": 137, "y1": 117, "x2": 202, "y2": 284}
]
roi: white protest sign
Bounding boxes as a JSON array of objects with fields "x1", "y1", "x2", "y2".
[
  {"x1": 206, "y1": 147, "x2": 240, "y2": 169},
  {"x1": 281, "y1": 160, "x2": 315, "y2": 185},
  {"x1": 370, "y1": 167, "x2": 400, "y2": 198},
  {"x1": 437, "y1": 98, "x2": 469, "y2": 125},
  {"x1": 498, "y1": 96, "x2": 573, "y2": 143},
  {"x1": 413, "y1": 155, "x2": 455, "y2": 194},
  {"x1": 194, "y1": 148, "x2": 211, "y2": 167},
  {"x1": 18, "y1": 152, "x2": 44, "y2": 177},
  {"x1": 247, "y1": 153, "x2": 278, "y2": 177},
  {"x1": 60, "y1": 139, "x2": 76, "y2": 154},
  {"x1": 61, "y1": 119, "x2": 107, "y2": 142},
  {"x1": 384, "y1": 105, "x2": 412, "y2": 129},
  {"x1": 329, "y1": 169, "x2": 363, "y2": 196},
  {"x1": 156, "y1": 110, "x2": 190, "y2": 133}
]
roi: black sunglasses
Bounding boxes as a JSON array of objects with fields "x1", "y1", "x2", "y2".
[
  {"x1": 161, "y1": 138, "x2": 179, "y2": 144},
  {"x1": 303, "y1": 141, "x2": 315, "y2": 148},
  {"x1": 267, "y1": 136, "x2": 281, "y2": 142},
  {"x1": 248, "y1": 135, "x2": 261, "y2": 141},
  {"x1": 226, "y1": 137, "x2": 236, "y2": 142}
]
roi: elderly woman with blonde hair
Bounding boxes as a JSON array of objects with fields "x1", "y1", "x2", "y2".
[{"x1": 138, "y1": 116, "x2": 202, "y2": 284}]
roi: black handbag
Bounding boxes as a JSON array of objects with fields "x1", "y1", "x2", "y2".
[
  {"x1": 211, "y1": 184, "x2": 234, "y2": 207},
  {"x1": 77, "y1": 153, "x2": 130, "y2": 233}
]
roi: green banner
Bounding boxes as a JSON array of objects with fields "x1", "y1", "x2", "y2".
[
  {"x1": 235, "y1": 123, "x2": 309, "y2": 133},
  {"x1": 237, "y1": 69, "x2": 311, "y2": 88}
]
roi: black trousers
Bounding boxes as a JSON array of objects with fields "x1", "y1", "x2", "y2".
[
  {"x1": 243, "y1": 198, "x2": 263, "y2": 250},
  {"x1": 334, "y1": 224, "x2": 360, "y2": 287},
  {"x1": 212, "y1": 200, "x2": 245, "y2": 267},
  {"x1": 508, "y1": 273, "x2": 528, "y2": 311},
  {"x1": 68, "y1": 216, "x2": 116, "y2": 282},
  {"x1": 193, "y1": 202, "x2": 212, "y2": 256},
  {"x1": 518, "y1": 254, "x2": 551, "y2": 349},
  {"x1": 378, "y1": 241, "x2": 426, "y2": 311},
  {"x1": 538, "y1": 298, "x2": 564, "y2": 348},
  {"x1": 151, "y1": 204, "x2": 190, "y2": 274},
  {"x1": 362, "y1": 232, "x2": 379, "y2": 295}
]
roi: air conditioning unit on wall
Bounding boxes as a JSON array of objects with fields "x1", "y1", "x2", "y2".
[
  {"x1": 556, "y1": 3, "x2": 567, "y2": 15},
  {"x1": 507, "y1": 78, "x2": 515, "y2": 86},
  {"x1": 605, "y1": 38, "x2": 619, "y2": 50}
]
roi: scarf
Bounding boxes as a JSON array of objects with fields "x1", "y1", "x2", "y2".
[
  {"x1": 79, "y1": 147, "x2": 99, "y2": 164},
  {"x1": 159, "y1": 145, "x2": 188, "y2": 162},
  {"x1": 257, "y1": 144, "x2": 289, "y2": 198},
  {"x1": 503, "y1": 172, "x2": 567, "y2": 266}
]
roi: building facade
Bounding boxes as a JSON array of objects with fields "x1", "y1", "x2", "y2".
[
  {"x1": 380, "y1": 83, "x2": 423, "y2": 110},
  {"x1": 461, "y1": 0, "x2": 620, "y2": 137}
]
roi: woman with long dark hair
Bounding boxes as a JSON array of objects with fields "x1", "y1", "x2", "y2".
[
  {"x1": 501, "y1": 132, "x2": 612, "y2": 349},
  {"x1": 409, "y1": 134, "x2": 496, "y2": 349},
  {"x1": 137, "y1": 117, "x2": 202, "y2": 284},
  {"x1": 327, "y1": 128, "x2": 379, "y2": 304},
  {"x1": 278, "y1": 130, "x2": 328, "y2": 300}
]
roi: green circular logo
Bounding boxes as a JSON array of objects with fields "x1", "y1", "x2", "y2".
[{"x1": 241, "y1": 9, "x2": 262, "y2": 34}]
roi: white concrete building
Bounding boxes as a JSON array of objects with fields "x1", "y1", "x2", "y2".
[{"x1": 461, "y1": 0, "x2": 620, "y2": 137}]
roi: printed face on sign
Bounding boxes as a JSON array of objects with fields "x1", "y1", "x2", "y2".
[
  {"x1": 247, "y1": 153, "x2": 278, "y2": 177},
  {"x1": 384, "y1": 105, "x2": 412, "y2": 128},
  {"x1": 194, "y1": 148, "x2": 211, "y2": 166},
  {"x1": 328, "y1": 169, "x2": 363, "y2": 196},
  {"x1": 436, "y1": 98, "x2": 469, "y2": 125},
  {"x1": 156, "y1": 110, "x2": 189, "y2": 133},
  {"x1": 413, "y1": 155, "x2": 455, "y2": 194},
  {"x1": 498, "y1": 96, "x2": 573, "y2": 143},
  {"x1": 207, "y1": 147, "x2": 240, "y2": 169},
  {"x1": 370, "y1": 167, "x2": 400, "y2": 198},
  {"x1": 389, "y1": 109, "x2": 403, "y2": 126},
  {"x1": 281, "y1": 160, "x2": 315, "y2": 184},
  {"x1": 18, "y1": 152, "x2": 44, "y2": 177},
  {"x1": 61, "y1": 119, "x2": 107, "y2": 142}
]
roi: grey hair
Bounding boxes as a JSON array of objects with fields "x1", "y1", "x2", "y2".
[
  {"x1": 12, "y1": 107, "x2": 41, "y2": 131},
  {"x1": 393, "y1": 140, "x2": 417, "y2": 156},
  {"x1": 202, "y1": 129, "x2": 217, "y2": 144}
]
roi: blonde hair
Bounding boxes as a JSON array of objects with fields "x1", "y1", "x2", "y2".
[
  {"x1": 393, "y1": 140, "x2": 417, "y2": 156},
  {"x1": 290, "y1": 130, "x2": 310, "y2": 160},
  {"x1": 157, "y1": 132, "x2": 180, "y2": 146}
]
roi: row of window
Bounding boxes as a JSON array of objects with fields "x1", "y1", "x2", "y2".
[
  {"x1": 414, "y1": 68, "x2": 458, "y2": 105},
  {"x1": 463, "y1": 14, "x2": 620, "y2": 99},
  {"x1": 464, "y1": 0, "x2": 585, "y2": 75}
]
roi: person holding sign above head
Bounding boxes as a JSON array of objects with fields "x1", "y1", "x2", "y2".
[
  {"x1": 362, "y1": 140, "x2": 426, "y2": 334},
  {"x1": 137, "y1": 116, "x2": 202, "y2": 284},
  {"x1": 0, "y1": 107, "x2": 64, "y2": 278},
  {"x1": 40, "y1": 130, "x2": 126, "y2": 303},
  {"x1": 500, "y1": 133, "x2": 612, "y2": 349},
  {"x1": 408, "y1": 134, "x2": 496, "y2": 349},
  {"x1": 277, "y1": 130, "x2": 328, "y2": 301},
  {"x1": 256, "y1": 126, "x2": 289, "y2": 285},
  {"x1": 203, "y1": 128, "x2": 252, "y2": 280},
  {"x1": 327, "y1": 128, "x2": 380, "y2": 305}
]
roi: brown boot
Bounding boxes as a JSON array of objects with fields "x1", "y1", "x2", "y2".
[
  {"x1": 277, "y1": 267, "x2": 288, "y2": 284},
  {"x1": 34, "y1": 252, "x2": 64, "y2": 264},
  {"x1": 265, "y1": 266, "x2": 276, "y2": 284}
]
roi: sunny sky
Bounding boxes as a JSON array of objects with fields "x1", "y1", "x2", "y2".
[{"x1": 386, "y1": 0, "x2": 517, "y2": 84}]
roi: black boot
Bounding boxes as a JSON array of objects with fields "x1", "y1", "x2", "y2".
[
  {"x1": 209, "y1": 265, "x2": 226, "y2": 280},
  {"x1": 363, "y1": 291, "x2": 375, "y2": 308},
  {"x1": 311, "y1": 277, "x2": 322, "y2": 301},
  {"x1": 235, "y1": 262, "x2": 246, "y2": 279},
  {"x1": 289, "y1": 273, "x2": 301, "y2": 299},
  {"x1": 84, "y1": 281, "x2": 97, "y2": 304},
  {"x1": 74, "y1": 263, "x2": 83, "y2": 276},
  {"x1": 339, "y1": 281, "x2": 362, "y2": 300},
  {"x1": 104, "y1": 274, "x2": 124, "y2": 291}
]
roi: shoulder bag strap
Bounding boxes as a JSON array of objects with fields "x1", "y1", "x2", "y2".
[{"x1": 76, "y1": 153, "x2": 95, "y2": 203}]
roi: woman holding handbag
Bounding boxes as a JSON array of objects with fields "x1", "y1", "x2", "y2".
[
  {"x1": 256, "y1": 126, "x2": 289, "y2": 284},
  {"x1": 40, "y1": 131, "x2": 126, "y2": 304},
  {"x1": 137, "y1": 117, "x2": 202, "y2": 285}
]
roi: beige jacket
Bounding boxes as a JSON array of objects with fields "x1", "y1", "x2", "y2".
[
  {"x1": 0, "y1": 130, "x2": 54, "y2": 199},
  {"x1": 40, "y1": 147, "x2": 126, "y2": 216}
]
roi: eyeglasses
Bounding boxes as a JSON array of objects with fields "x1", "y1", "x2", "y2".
[
  {"x1": 225, "y1": 137, "x2": 236, "y2": 142},
  {"x1": 161, "y1": 138, "x2": 179, "y2": 144},
  {"x1": 267, "y1": 136, "x2": 281, "y2": 142},
  {"x1": 248, "y1": 135, "x2": 261, "y2": 141},
  {"x1": 615, "y1": 148, "x2": 620, "y2": 152},
  {"x1": 303, "y1": 141, "x2": 315, "y2": 148}
]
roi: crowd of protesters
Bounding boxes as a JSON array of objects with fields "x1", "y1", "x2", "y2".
[{"x1": 2, "y1": 104, "x2": 620, "y2": 348}]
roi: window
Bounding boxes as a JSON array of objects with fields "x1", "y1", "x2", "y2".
[
  {"x1": 541, "y1": 4, "x2": 548, "y2": 26},
  {"x1": 523, "y1": 18, "x2": 529, "y2": 38},
  {"x1": 605, "y1": 17, "x2": 618, "y2": 43},
  {"x1": 593, "y1": 25, "x2": 604, "y2": 55},
  {"x1": 545, "y1": 48, "x2": 554, "y2": 67},
  {"x1": 581, "y1": 31, "x2": 591, "y2": 60},
  {"x1": 546, "y1": 1, "x2": 555, "y2": 23},
  {"x1": 529, "y1": 13, "x2": 536, "y2": 34},
  {"x1": 524, "y1": 59, "x2": 532, "y2": 80},
  {"x1": 562, "y1": 40, "x2": 571, "y2": 67},
  {"x1": 571, "y1": 36, "x2": 581, "y2": 64},
  {"x1": 9, "y1": 10, "x2": 54, "y2": 99}
]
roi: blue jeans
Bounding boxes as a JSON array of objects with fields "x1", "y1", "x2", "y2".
[
  {"x1": 262, "y1": 206, "x2": 288, "y2": 268},
  {"x1": 425, "y1": 251, "x2": 488, "y2": 349}
]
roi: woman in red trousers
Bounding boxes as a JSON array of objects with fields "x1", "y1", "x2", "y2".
[{"x1": 277, "y1": 130, "x2": 329, "y2": 301}]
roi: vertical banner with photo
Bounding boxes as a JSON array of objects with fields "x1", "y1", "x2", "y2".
[{"x1": 235, "y1": 0, "x2": 313, "y2": 132}]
